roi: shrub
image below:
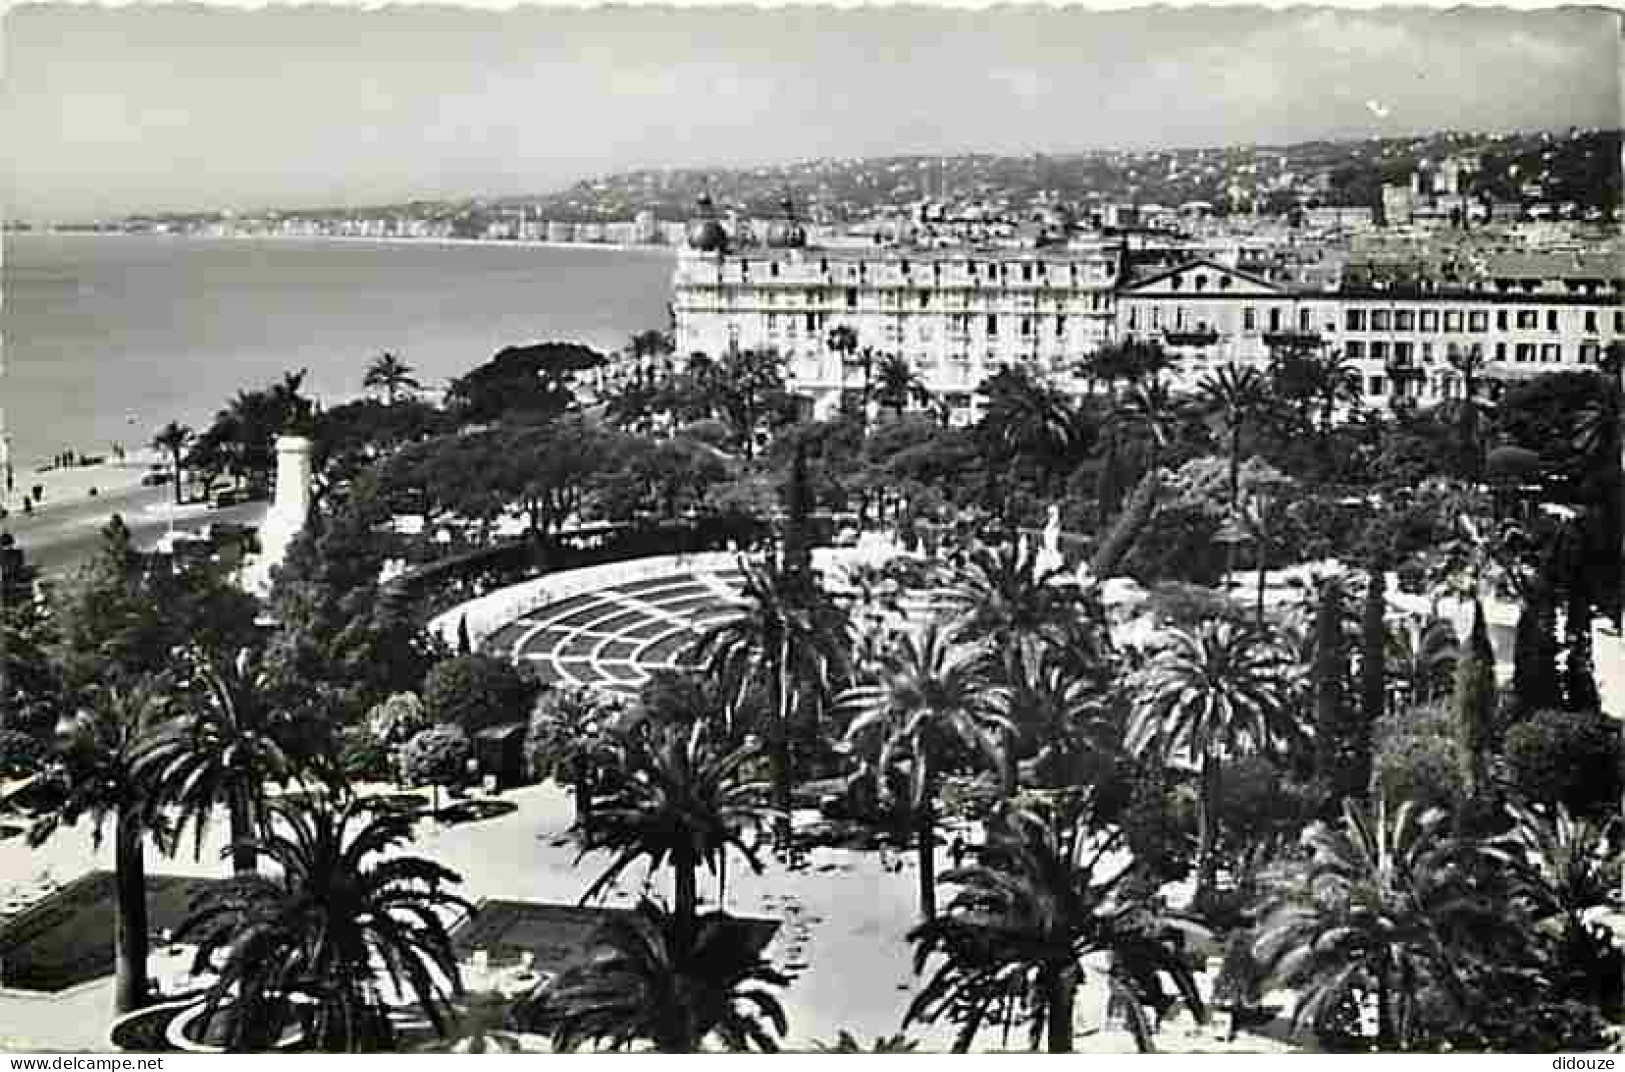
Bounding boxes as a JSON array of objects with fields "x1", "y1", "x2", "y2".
[
  {"x1": 1121, "y1": 762, "x2": 1194, "y2": 884},
  {"x1": 636, "y1": 670, "x2": 711, "y2": 728},
  {"x1": 421, "y1": 654, "x2": 540, "y2": 735},
  {"x1": 1213, "y1": 756, "x2": 1317, "y2": 860},
  {"x1": 366, "y1": 691, "x2": 429, "y2": 747},
  {"x1": 1212, "y1": 929, "x2": 1265, "y2": 1014},
  {"x1": 337, "y1": 723, "x2": 395, "y2": 784},
  {"x1": 1122, "y1": 503, "x2": 1224, "y2": 587},
  {"x1": 1145, "y1": 582, "x2": 1246, "y2": 628},
  {"x1": 1504, "y1": 708, "x2": 1625, "y2": 822},
  {"x1": 1371, "y1": 702, "x2": 1465, "y2": 813},
  {"x1": 0, "y1": 728, "x2": 47, "y2": 779},
  {"x1": 401, "y1": 724, "x2": 472, "y2": 790}
]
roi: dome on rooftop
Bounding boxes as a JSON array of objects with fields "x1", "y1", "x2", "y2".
[
  {"x1": 764, "y1": 220, "x2": 807, "y2": 249},
  {"x1": 687, "y1": 192, "x2": 728, "y2": 252},
  {"x1": 1041, "y1": 204, "x2": 1074, "y2": 231},
  {"x1": 687, "y1": 219, "x2": 729, "y2": 252}
]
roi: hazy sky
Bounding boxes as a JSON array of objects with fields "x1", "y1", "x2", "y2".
[{"x1": 4, "y1": 3, "x2": 1619, "y2": 220}]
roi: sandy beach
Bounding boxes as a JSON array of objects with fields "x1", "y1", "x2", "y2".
[{"x1": 1, "y1": 449, "x2": 166, "y2": 520}]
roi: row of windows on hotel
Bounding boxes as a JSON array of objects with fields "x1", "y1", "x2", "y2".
[
  {"x1": 737, "y1": 259, "x2": 1113, "y2": 283},
  {"x1": 1126, "y1": 306, "x2": 1325, "y2": 333},
  {"x1": 1345, "y1": 339, "x2": 1612, "y2": 365},
  {"x1": 694, "y1": 287, "x2": 1113, "y2": 311},
  {"x1": 1344, "y1": 307, "x2": 1624, "y2": 334},
  {"x1": 1122, "y1": 304, "x2": 1624, "y2": 336},
  {"x1": 762, "y1": 311, "x2": 1091, "y2": 338}
]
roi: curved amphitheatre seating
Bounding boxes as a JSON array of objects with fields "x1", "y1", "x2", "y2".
[
  {"x1": 482, "y1": 566, "x2": 753, "y2": 697},
  {"x1": 454, "y1": 546, "x2": 929, "y2": 699}
]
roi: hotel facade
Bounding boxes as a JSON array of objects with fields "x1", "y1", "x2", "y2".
[{"x1": 669, "y1": 212, "x2": 1622, "y2": 418}]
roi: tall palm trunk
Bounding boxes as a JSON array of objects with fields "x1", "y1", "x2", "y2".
[
  {"x1": 1225, "y1": 422, "x2": 1242, "y2": 593},
  {"x1": 1255, "y1": 545, "x2": 1268, "y2": 624},
  {"x1": 771, "y1": 635, "x2": 794, "y2": 850},
  {"x1": 169, "y1": 452, "x2": 184, "y2": 505},
  {"x1": 674, "y1": 852, "x2": 698, "y2": 937},
  {"x1": 112, "y1": 809, "x2": 152, "y2": 1014},
  {"x1": 998, "y1": 650, "x2": 1021, "y2": 798},
  {"x1": 1374, "y1": 957, "x2": 1396, "y2": 1051},
  {"x1": 573, "y1": 768, "x2": 594, "y2": 838},
  {"x1": 1044, "y1": 964, "x2": 1076, "y2": 1052},
  {"x1": 1227, "y1": 423, "x2": 1242, "y2": 514},
  {"x1": 916, "y1": 798, "x2": 937, "y2": 920},
  {"x1": 228, "y1": 780, "x2": 257, "y2": 875},
  {"x1": 1195, "y1": 752, "x2": 1220, "y2": 896}
]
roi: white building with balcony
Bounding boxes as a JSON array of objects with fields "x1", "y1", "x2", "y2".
[
  {"x1": 671, "y1": 197, "x2": 1122, "y2": 423},
  {"x1": 1115, "y1": 251, "x2": 1622, "y2": 408}
]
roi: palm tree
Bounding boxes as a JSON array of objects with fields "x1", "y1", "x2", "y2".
[
  {"x1": 581, "y1": 720, "x2": 773, "y2": 932},
  {"x1": 1266, "y1": 344, "x2": 1359, "y2": 441},
  {"x1": 838, "y1": 623, "x2": 1013, "y2": 919},
  {"x1": 1195, "y1": 362, "x2": 1267, "y2": 519},
  {"x1": 978, "y1": 367, "x2": 1076, "y2": 512},
  {"x1": 135, "y1": 647, "x2": 307, "y2": 875},
  {"x1": 363, "y1": 351, "x2": 422, "y2": 405},
  {"x1": 1115, "y1": 377, "x2": 1183, "y2": 474},
  {"x1": 1253, "y1": 799, "x2": 1489, "y2": 1050},
  {"x1": 944, "y1": 541, "x2": 1073, "y2": 652},
  {"x1": 1385, "y1": 615, "x2": 1459, "y2": 708},
  {"x1": 526, "y1": 686, "x2": 615, "y2": 837},
  {"x1": 813, "y1": 1030, "x2": 919, "y2": 1052},
  {"x1": 1442, "y1": 344, "x2": 1495, "y2": 481},
  {"x1": 990, "y1": 640, "x2": 1116, "y2": 792},
  {"x1": 873, "y1": 353, "x2": 931, "y2": 418},
  {"x1": 28, "y1": 678, "x2": 175, "y2": 1014},
  {"x1": 688, "y1": 556, "x2": 849, "y2": 847},
  {"x1": 175, "y1": 796, "x2": 469, "y2": 1052},
  {"x1": 1484, "y1": 801, "x2": 1622, "y2": 1009},
  {"x1": 1126, "y1": 620, "x2": 1296, "y2": 894},
  {"x1": 513, "y1": 898, "x2": 788, "y2": 1052},
  {"x1": 944, "y1": 541, "x2": 1094, "y2": 792},
  {"x1": 905, "y1": 805, "x2": 1206, "y2": 1052},
  {"x1": 1383, "y1": 353, "x2": 1427, "y2": 418},
  {"x1": 150, "y1": 421, "x2": 193, "y2": 505},
  {"x1": 825, "y1": 325, "x2": 865, "y2": 420},
  {"x1": 1086, "y1": 339, "x2": 1171, "y2": 399}
]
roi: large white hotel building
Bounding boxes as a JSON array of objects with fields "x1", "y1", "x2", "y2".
[
  {"x1": 669, "y1": 198, "x2": 1622, "y2": 420},
  {"x1": 671, "y1": 201, "x2": 1120, "y2": 422}
]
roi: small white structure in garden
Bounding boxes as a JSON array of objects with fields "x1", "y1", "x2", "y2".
[{"x1": 244, "y1": 435, "x2": 313, "y2": 596}]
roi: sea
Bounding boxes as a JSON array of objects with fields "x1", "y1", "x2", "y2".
[{"x1": 0, "y1": 233, "x2": 676, "y2": 467}]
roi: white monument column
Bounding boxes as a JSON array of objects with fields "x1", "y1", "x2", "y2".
[{"x1": 247, "y1": 435, "x2": 313, "y2": 594}]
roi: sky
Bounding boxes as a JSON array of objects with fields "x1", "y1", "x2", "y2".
[{"x1": 3, "y1": 2, "x2": 1619, "y2": 221}]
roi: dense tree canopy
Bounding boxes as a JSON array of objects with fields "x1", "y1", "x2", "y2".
[{"x1": 446, "y1": 342, "x2": 604, "y2": 425}]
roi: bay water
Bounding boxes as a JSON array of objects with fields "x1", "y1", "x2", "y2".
[{"x1": 1, "y1": 233, "x2": 676, "y2": 466}]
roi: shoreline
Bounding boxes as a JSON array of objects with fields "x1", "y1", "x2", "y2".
[
  {"x1": 24, "y1": 231, "x2": 679, "y2": 257},
  {"x1": 2, "y1": 451, "x2": 164, "y2": 520}
]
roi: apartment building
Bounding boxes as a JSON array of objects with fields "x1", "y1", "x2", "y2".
[{"x1": 1116, "y1": 252, "x2": 1622, "y2": 407}]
